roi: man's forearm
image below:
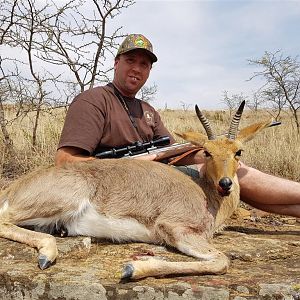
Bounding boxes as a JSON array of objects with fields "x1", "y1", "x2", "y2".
[{"x1": 55, "y1": 147, "x2": 95, "y2": 166}]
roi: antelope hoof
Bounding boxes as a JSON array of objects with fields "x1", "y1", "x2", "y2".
[
  {"x1": 38, "y1": 255, "x2": 53, "y2": 270},
  {"x1": 121, "y1": 263, "x2": 134, "y2": 280}
]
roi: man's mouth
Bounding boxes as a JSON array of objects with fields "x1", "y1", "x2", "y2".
[{"x1": 129, "y1": 76, "x2": 139, "y2": 82}]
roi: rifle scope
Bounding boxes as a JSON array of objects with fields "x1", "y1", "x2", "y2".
[{"x1": 95, "y1": 136, "x2": 170, "y2": 159}]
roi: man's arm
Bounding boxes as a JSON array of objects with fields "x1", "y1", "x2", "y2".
[
  {"x1": 55, "y1": 146, "x2": 158, "y2": 166},
  {"x1": 55, "y1": 147, "x2": 95, "y2": 166}
]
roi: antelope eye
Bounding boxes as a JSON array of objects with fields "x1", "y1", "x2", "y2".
[
  {"x1": 204, "y1": 150, "x2": 212, "y2": 157},
  {"x1": 235, "y1": 149, "x2": 242, "y2": 157}
]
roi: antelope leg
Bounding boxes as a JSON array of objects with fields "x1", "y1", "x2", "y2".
[
  {"x1": 0, "y1": 222, "x2": 58, "y2": 269},
  {"x1": 122, "y1": 224, "x2": 230, "y2": 280}
]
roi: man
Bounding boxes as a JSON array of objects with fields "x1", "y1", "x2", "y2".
[
  {"x1": 55, "y1": 34, "x2": 174, "y2": 164},
  {"x1": 55, "y1": 34, "x2": 300, "y2": 218}
]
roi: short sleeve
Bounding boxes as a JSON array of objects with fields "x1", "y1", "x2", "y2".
[{"x1": 58, "y1": 98, "x2": 105, "y2": 154}]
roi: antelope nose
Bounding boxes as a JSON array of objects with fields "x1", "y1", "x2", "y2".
[{"x1": 219, "y1": 177, "x2": 232, "y2": 191}]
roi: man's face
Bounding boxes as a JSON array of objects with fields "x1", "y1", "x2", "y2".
[{"x1": 113, "y1": 50, "x2": 152, "y2": 97}]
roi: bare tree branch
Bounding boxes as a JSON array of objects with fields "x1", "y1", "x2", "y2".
[
  {"x1": 0, "y1": 0, "x2": 135, "y2": 152},
  {"x1": 249, "y1": 51, "x2": 300, "y2": 133}
]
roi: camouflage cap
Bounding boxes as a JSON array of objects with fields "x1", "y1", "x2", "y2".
[{"x1": 116, "y1": 34, "x2": 158, "y2": 63}]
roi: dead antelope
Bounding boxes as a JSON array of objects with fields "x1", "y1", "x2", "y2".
[{"x1": 0, "y1": 101, "x2": 273, "y2": 280}]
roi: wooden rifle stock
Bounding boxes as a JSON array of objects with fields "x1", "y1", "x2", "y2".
[{"x1": 128, "y1": 142, "x2": 202, "y2": 162}]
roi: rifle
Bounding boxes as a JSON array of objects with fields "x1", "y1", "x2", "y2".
[
  {"x1": 95, "y1": 121, "x2": 281, "y2": 162},
  {"x1": 94, "y1": 136, "x2": 200, "y2": 162}
]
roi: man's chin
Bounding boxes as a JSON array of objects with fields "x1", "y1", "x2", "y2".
[{"x1": 124, "y1": 84, "x2": 142, "y2": 97}]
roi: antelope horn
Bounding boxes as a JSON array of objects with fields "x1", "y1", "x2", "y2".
[
  {"x1": 195, "y1": 105, "x2": 216, "y2": 140},
  {"x1": 227, "y1": 100, "x2": 246, "y2": 140}
]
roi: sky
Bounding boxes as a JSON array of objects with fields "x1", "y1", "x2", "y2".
[{"x1": 110, "y1": 0, "x2": 300, "y2": 109}]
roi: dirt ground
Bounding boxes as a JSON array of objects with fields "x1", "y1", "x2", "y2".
[{"x1": 1, "y1": 206, "x2": 300, "y2": 299}]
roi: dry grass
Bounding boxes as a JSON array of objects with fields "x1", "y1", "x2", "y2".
[
  {"x1": 160, "y1": 108, "x2": 300, "y2": 182},
  {"x1": 0, "y1": 107, "x2": 299, "y2": 182},
  {"x1": 0, "y1": 109, "x2": 65, "y2": 178}
]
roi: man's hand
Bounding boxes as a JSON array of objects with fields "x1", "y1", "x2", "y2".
[{"x1": 132, "y1": 153, "x2": 157, "y2": 161}]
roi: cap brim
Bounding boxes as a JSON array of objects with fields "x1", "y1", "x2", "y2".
[{"x1": 118, "y1": 48, "x2": 158, "y2": 63}]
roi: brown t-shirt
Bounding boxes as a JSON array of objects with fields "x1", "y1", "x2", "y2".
[{"x1": 58, "y1": 84, "x2": 175, "y2": 155}]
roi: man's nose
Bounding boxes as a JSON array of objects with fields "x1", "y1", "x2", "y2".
[{"x1": 131, "y1": 63, "x2": 142, "y2": 73}]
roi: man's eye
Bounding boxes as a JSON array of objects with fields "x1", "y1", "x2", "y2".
[
  {"x1": 204, "y1": 151, "x2": 211, "y2": 157},
  {"x1": 235, "y1": 150, "x2": 242, "y2": 157},
  {"x1": 142, "y1": 62, "x2": 150, "y2": 68}
]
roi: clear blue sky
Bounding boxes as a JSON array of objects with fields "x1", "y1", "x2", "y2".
[{"x1": 112, "y1": 0, "x2": 300, "y2": 109}]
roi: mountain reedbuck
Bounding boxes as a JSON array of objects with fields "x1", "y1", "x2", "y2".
[{"x1": 0, "y1": 101, "x2": 274, "y2": 280}]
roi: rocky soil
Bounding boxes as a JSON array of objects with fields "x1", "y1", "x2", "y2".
[{"x1": 0, "y1": 209, "x2": 299, "y2": 300}]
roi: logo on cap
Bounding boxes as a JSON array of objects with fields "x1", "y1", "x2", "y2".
[{"x1": 135, "y1": 37, "x2": 147, "y2": 48}]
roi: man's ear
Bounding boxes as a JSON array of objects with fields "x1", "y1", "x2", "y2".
[
  {"x1": 236, "y1": 119, "x2": 273, "y2": 143},
  {"x1": 175, "y1": 131, "x2": 208, "y2": 146},
  {"x1": 114, "y1": 56, "x2": 120, "y2": 70}
]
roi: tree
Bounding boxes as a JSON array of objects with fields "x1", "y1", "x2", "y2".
[
  {"x1": 0, "y1": 0, "x2": 135, "y2": 147},
  {"x1": 247, "y1": 92, "x2": 264, "y2": 112},
  {"x1": 221, "y1": 91, "x2": 246, "y2": 117},
  {"x1": 0, "y1": 58, "x2": 16, "y2": 156},
  {"x1": 180, "y1": 101, "x2": 192, "y2": 112},
  {"x1": 138, "y1": 83, "x2": 158, "y2": 103},
  {"x1": 249, "y1": 51, "x2": 300, "y2": 133}
]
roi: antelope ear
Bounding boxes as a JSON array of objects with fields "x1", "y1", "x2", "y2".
[
  {"x1": 175, "y1": 131, "x2": 208, "y2": 146},
  {"x1": 236, "y1": 119, "x2": 274, "y2": 143}
]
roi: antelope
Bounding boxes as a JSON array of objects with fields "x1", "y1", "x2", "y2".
[{"x1": 0, "y1": 101, "x2": 273, "y2": 280}]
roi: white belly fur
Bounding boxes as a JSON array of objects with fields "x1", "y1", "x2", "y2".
[
  {"x1": 14, "y1": 199, "x2": 152, "y2": 243},
  {"x1": 0, "y1": 200, "x2": 9, "y2": 216},
  {"x1": 66, "y1": 205, "x2": 153, "y2": 243}
]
